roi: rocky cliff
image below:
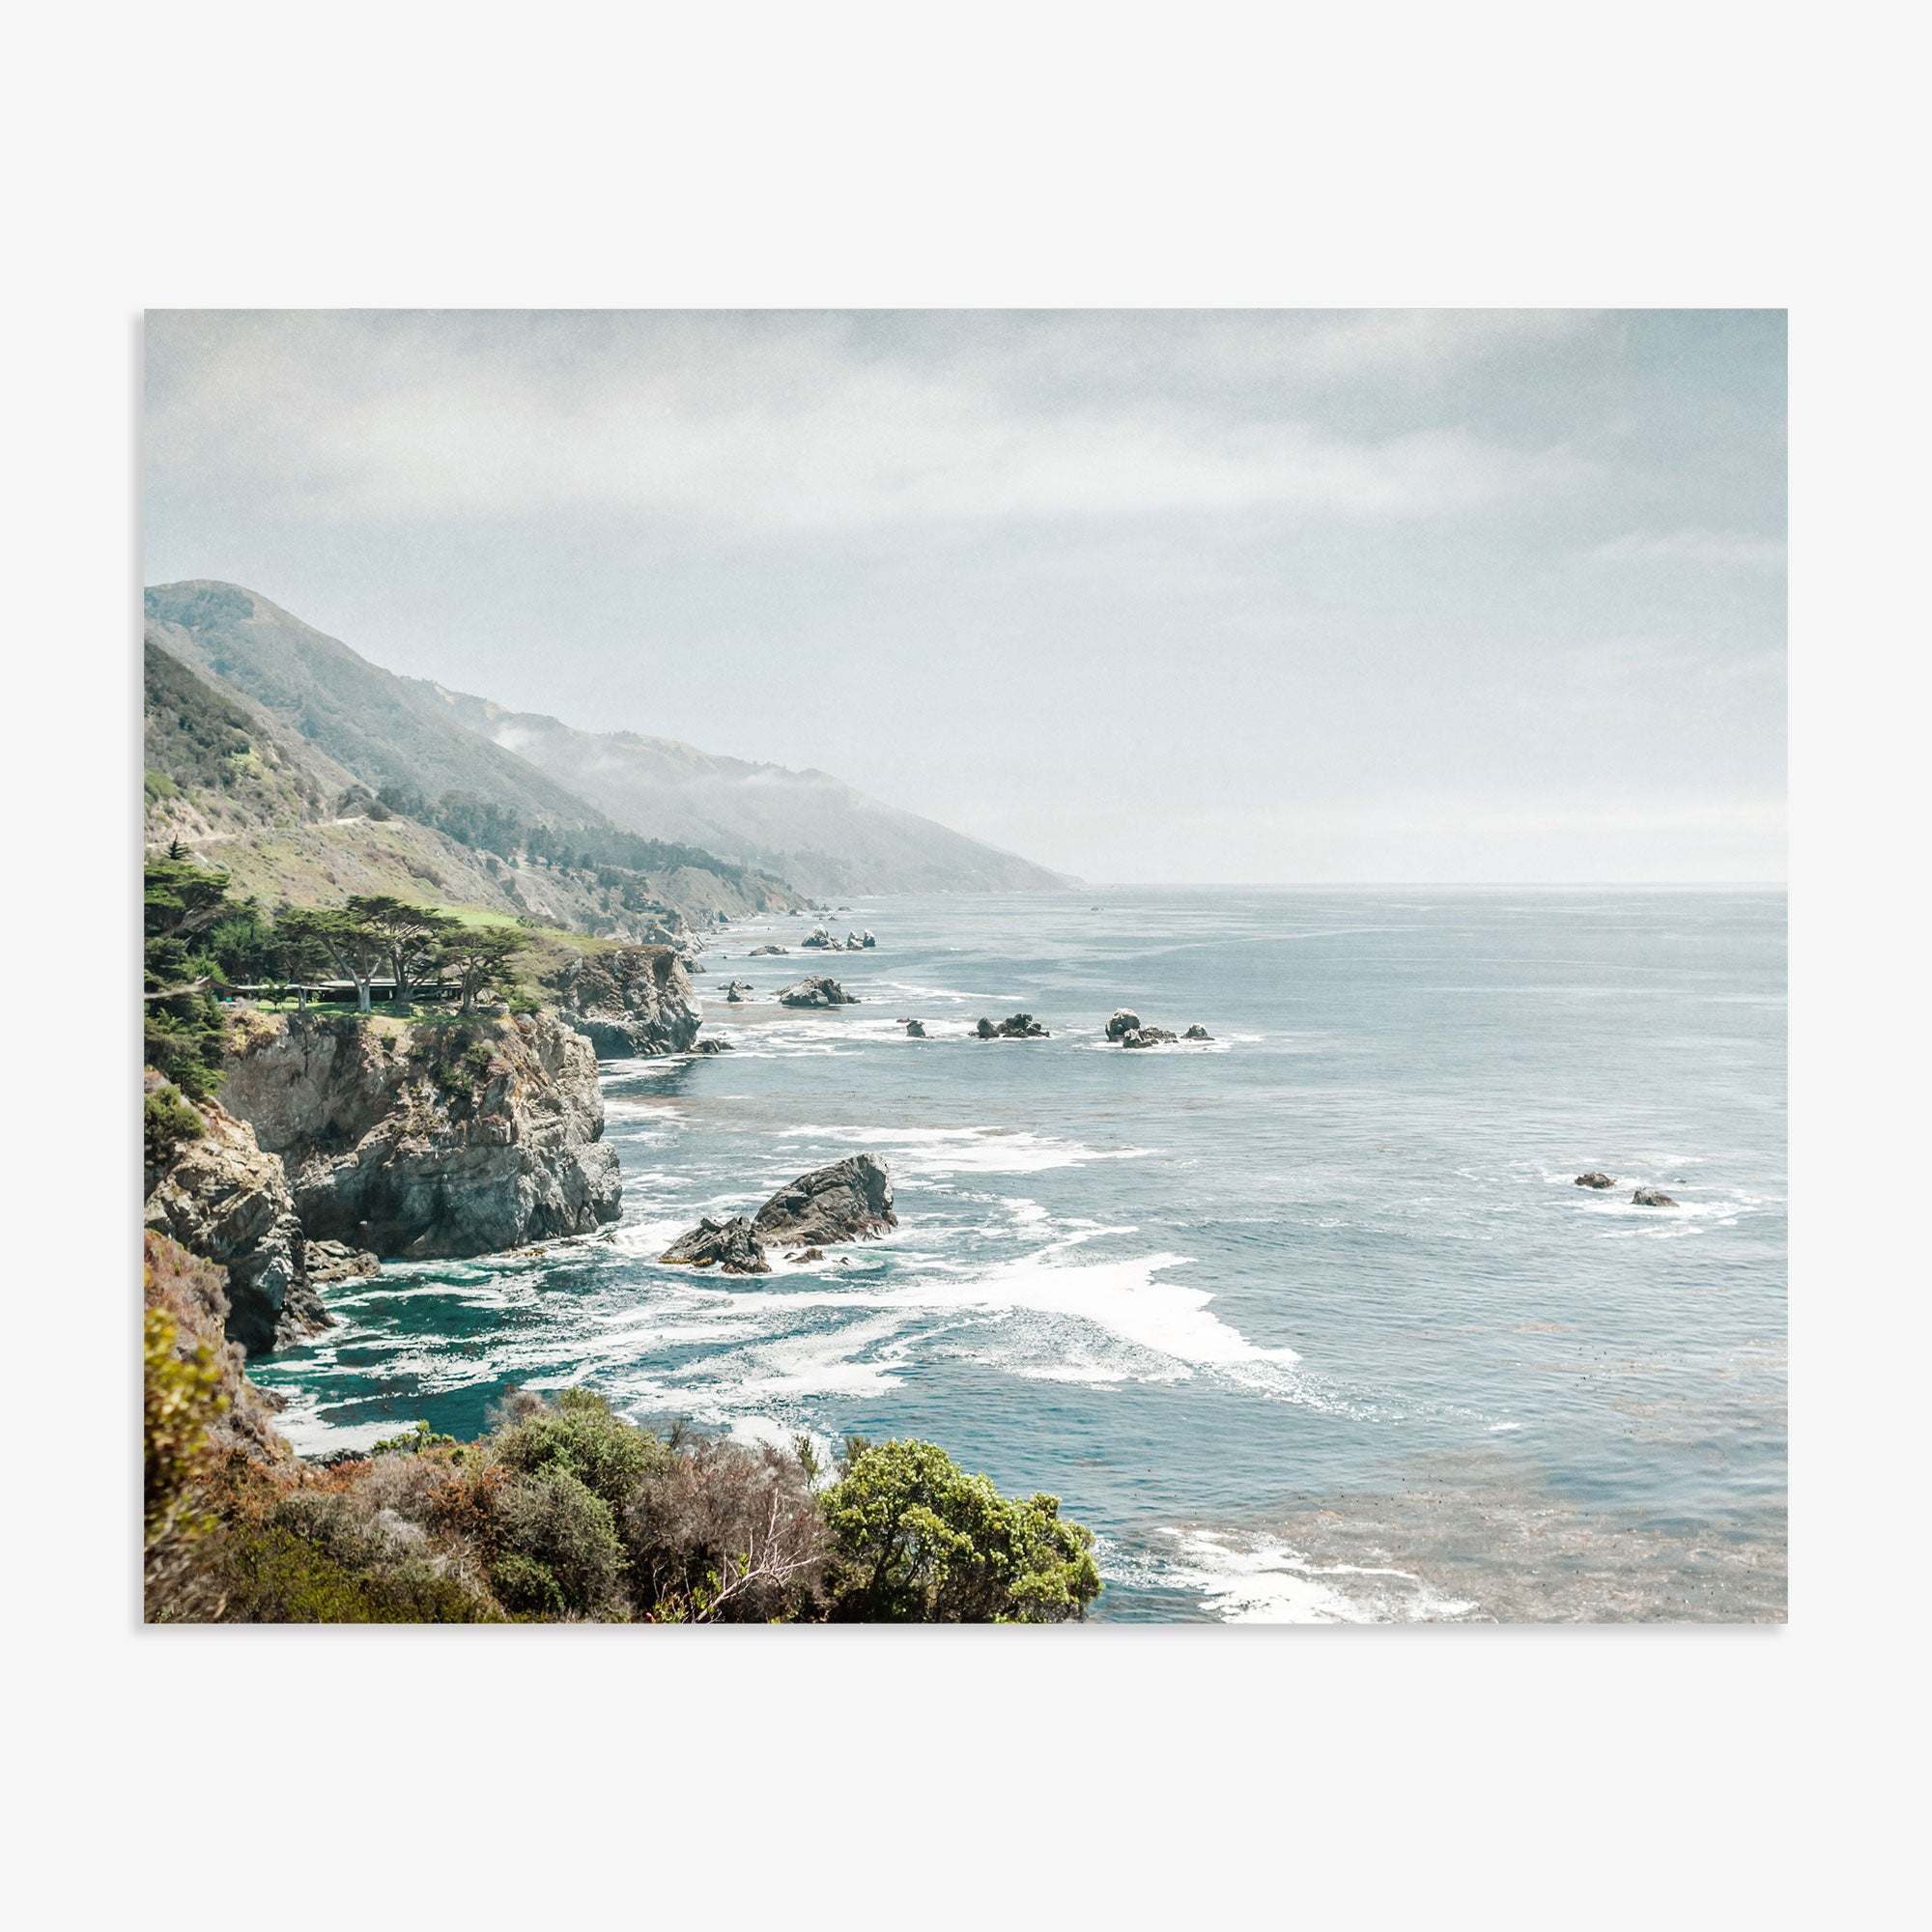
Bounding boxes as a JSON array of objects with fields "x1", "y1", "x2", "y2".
[
  {"x1": 143, "y1": 1073, "x2": 330, "y2": 1354},
  {"x1": 219, "y1": 1009, "x2": 620, "y2": 1259},
  {"x1": 544, "y1": 946, "x2": 701, "y2": 1058},
  {"x1": 144, "y1": 1230, "x2": 293, "y2": 1466}
]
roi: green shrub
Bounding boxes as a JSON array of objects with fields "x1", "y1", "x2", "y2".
[
  {"x1": 143, "y1": 1308, "x2": 225, "y2": 1545},
  {"x1": 820, "y1": 1439, "x2": 1101, "y2": 1623},
  {"x1": 207, "y1": 1522, "x2": 496, "y2": 1623},
  {"x1": 370, "y1": 1419, "x2": 460, "y2": 1458},
  {"x1": 490, "y1": 1550, "x2": 568, "y2": 1618},
  {"x1": 491, "y1": 1465, "x2": 626, "y2": 1618},
  {"x1": 495, "y1": 1387, "x2": 665, "y2": 1513},
  {"x1": 143, "y1": 1084, "x2": 205, "y2": 1170}
]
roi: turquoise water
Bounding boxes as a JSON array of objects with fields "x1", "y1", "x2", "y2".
[{"x1": 250, "y1": 888, "x2": 1788, "y2": 1622}]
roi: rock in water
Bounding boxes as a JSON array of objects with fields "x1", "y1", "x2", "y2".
[
  {"x1": 749, "y1": 944, "x2": 789, "y2": 956},
  {"x1": 753, "y1": 1153, "x2": 896, "y2": 1249},
  {"x1": 780, "y1": 975, "x2": 857, "y2": 1008},
  {"x1": 861, "y1": 930, "x2": 877, "y2": 948},
  {"x1": 904, "y1": 1019, "x2": 926, "y2": 1037},
  {"x1": 974, "y1": 1012, "x2": 1049, "y2": 1038},
  {"x1": 1632, "y1": 1187, "x2": 1679, "y2": 1208},
  {"x1": 660, "y1": 1155, "x2": 895, "y2": 1273},
  {"x1": 1105, "y1": 1009, "x2": 1142, "y2": 1041},
  {"x1": 660, "y1": 1215, "x2": 771, "y2": 1274},
  {"x1": 1183, "y1": 1025, "x2": 1211, "y2": 1040},
  {"x1": 1575, "y1": 1172, "x2": 1616, "y2": 1189},
  {"x1": 694, "y1": 1037, "x2": 732, "y2": 1053},
  {"x1": 305, "y1": 1239, "x2": 380, "y2": 1284},
  {"x1": 1122, "y1": 1026, "x2": 1178, "y2": 1048}
]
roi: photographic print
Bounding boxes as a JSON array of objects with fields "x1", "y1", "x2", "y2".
[{"x1": 140, "y1": 309, "x2": 1786, "y2": 1624}]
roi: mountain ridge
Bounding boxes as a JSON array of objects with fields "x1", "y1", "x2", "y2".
[
  {"x1": 145, "y1": 580, "x2": 1073, "y2": 895},
  {"x1": 418, "y1": 681, "x2": 1074, "y2": 896}
]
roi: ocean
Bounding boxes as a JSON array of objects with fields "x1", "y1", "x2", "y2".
[{"x1": 248, "y1": 887, "x2": 1788, "y2": 1622}]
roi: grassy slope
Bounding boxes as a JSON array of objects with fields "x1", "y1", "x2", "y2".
[{"x1": 145, "y1": 635, "x2": 799, "y2": 930}]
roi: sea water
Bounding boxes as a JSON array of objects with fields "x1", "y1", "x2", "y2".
[{"x1": 248, "y1": 888, "x2": 1788, "y2": 1622}]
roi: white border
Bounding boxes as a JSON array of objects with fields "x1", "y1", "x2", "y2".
[{"x1": 5, "y1": 2, "x2": 1922, "y2": 1918}]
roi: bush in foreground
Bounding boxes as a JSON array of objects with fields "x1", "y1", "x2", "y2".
[{"x1": 142, "y1": 1361, "x2": 1102, "y2": 1624}]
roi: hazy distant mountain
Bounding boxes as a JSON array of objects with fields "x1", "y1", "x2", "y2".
[
  {"x1": 146, "y1": 582, "x2": 596, "y2": 825},
  {"x1": 142, "y1": 585, "x2": 801, "y2": 926},
  {"x1": 417, "y1": 688, "x2": 1073, "y2": 896},
  {"x1": 145, "y1": 580, "x2": 1072, "y2": 895}
]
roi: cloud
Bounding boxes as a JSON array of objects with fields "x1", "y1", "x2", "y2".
[
  {"x1": 1585, "y1": 528, "x2": 1786, "y2": 571},
  {"x1": 146, "y1": 310, "x2": 1589, "y2": 533}
]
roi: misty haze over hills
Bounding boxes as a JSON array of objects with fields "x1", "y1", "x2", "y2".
[
  {"x1": 417, "y1": 685, "x2": 1071, "y2": 895},
  {"x1": 145, "y1": 311, "x2": 1788, "y2": 883},
  {"x1": 144, "y1": 581, "x2": 1071, "y2": 895}
]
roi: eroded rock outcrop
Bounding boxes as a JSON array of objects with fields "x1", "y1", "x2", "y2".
[
  {"x1": 143, "y1": 1074, "x2": 329, "y2": 1355},
  {"x1": 1105, "y1": 1009, "x2": 1198, "y2": 1048},
  {"x1": 660, "y1": 1155, "x2": 895, "y2": 1274},
  {"x1": 974, "y1": 1013, "x2": 1049, "y2": 1038},
  {"x1": 660, "y1": 1215, "x2": 771, "y2": 1274},
  {"x1": 753, "y1": 1154, "x2": 896, "y2": 1250},
  {"x1": 143, "y1": 1231, "x2": 291, "y2": 1465},
  {"x1": 1575, "y1": 1172, "x2": 1616, "y2": 1190},
  {"x1": 1632, "y1": 1187, "x2": 1679, "y2": 1208},
  {"x1": 220, "y1": 1010, "x2": 620, "y2": 1261},
  {"x1": 780, "y1": 976, "x2": 857, "y2": 1008},
  {"x1": 546, "y1": 946, "x2": 700, "y2": 1058}
]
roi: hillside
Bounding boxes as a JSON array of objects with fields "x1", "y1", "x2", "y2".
[
  {"x1": 146, "y1": 579, "x2": 1071, "y2": 896},
  {"x1": 147, "y1": 581, "x2": 595, "y2": 824},
  {"x1": 419, "y1": 687, "x2": 1075, "y2": 896},
  {"x1": 143, "y1": 636, "x2": 797, "y2": 931}
]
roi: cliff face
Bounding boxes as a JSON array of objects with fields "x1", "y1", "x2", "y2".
[
  {"x1": 143, "y1": 1231, "x2": 292, "y2": 1466},
  {"x1": 219, "y1": 1009, "x2": 620, "y2": 1258},
  {"x1": 143, "y1": 1075, "x2": 330, "y2": 1354},
  {"x1": 546, "y1": 946, "x2": 701, "y2": 1058}
]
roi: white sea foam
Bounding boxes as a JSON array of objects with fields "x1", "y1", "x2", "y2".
[
  {"x1": 779, "y1": 1123, "x2": 1158, "y2": 1178},
  {"x1": 1139, "y1": 1529, "x2": 1479, "y2": 1624}
]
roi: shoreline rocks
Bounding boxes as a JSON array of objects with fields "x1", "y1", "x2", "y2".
[
  {"x1": 780, "y1": 975, "x2": 857, "y2": 1008},
  {"x1": 661, "y1": 1154, "x2": 895, "y2": 1275},
  {"x1": 143, "y1": 1078, "x2": 329, "y2": 1354},
  {"x1": 1107, "y1": 1007, "x2": 1208, "y2": 1048},
  {"x1": 660, "y1": 1215, "x2": 770, "y2": 1274},
  {"x1": 1575, "y1": 1172, "x2": 1616, "y2": 1189},
  {"x1": 1632, "y1": 1187, "x2": 1679, "y2": 1208},
  {"x1": 547, "y1": 946, "x2": 700, "y2": 1058},
  {"x1": 219, "y1": 1009, "x2": 621, "y2": 1264},
  {"x1": 974, "y1": 1013, "x2": 1049, "y2": 1038}
]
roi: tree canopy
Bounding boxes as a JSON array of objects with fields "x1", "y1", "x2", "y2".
[{"x1": 819, "y1": 1438, "x2": 1101, "y2": 1622}]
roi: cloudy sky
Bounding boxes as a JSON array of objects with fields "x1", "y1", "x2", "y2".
[{"x1": 144, "y1": 310, "x2": 1785, "y2": 883}]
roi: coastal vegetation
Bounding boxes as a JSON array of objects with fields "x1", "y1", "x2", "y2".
[
  {"x1": 143, "y1": 1236, "x2": 1101, "y2": 1625},
  {"x1": 137, "y1": 593, "x2": 1105, "y2": 1623}
]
